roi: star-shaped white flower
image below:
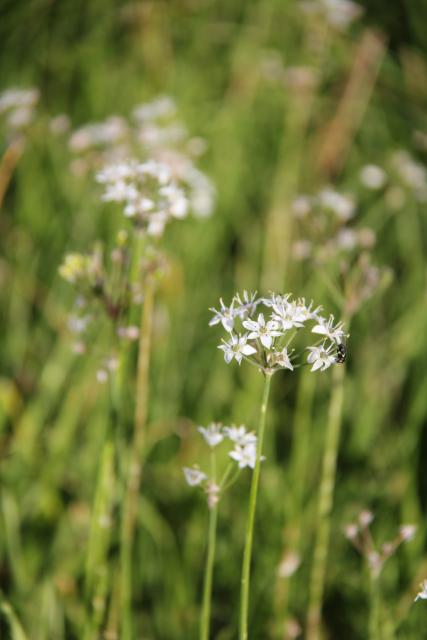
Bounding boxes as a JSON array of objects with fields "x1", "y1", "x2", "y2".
[
  {"x1": 233, "y1": 290, "x2": 260, "y2": 319},
  {"x1": 242, "y1": 313, "x2": 282, "y2": 349},
  {"x1": 209, "y1": 298, "x2": 236, "y2": 332},
  {"x1": 273, "y1": 347, "x2": 294, "y2": 370},
  {"x1": 218, "y1": 333, "x2": 257, "y2": 364},
  {"x1": 183, "y1": 466, "x2": 207, "y2": 486},
  {"x1": 229, "y1": 442, "x2": 258, "y2": 469},
  {"x1": 312, "y1": 315, "x2": 346, "y2": 343},
  {"x1": 198, "y1": 422, "x2": 224, "y2": 447},
  {"x1": 271, "y1": 299, "x2": 307, "y2": 330},
  {"x1": 307, "y1": 344, "x2": 336, "y2": 372},
  {"x1": 224, "y1": 425, "x2": 257, "y2": 446}
]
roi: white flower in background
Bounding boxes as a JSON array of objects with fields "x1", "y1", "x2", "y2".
[
  {"x1": 159, "y1": 183, "x2": 188, "y2": 218},
  {"x1": 229, "y1": 442, "x2": 258, "y2": 469},
  {"x1": 69, "y1": 116, "x2": 128, "y2": 153},
  {"x1": 318, "y1": 188, "x2": 356, "y2": 221},
  {"x1": 312, "y1": 315, "x2": 346, "y2": 343},
  {"x1": 0, "y1": 87, "x2": 39, "y2": 132},
  {"x1": 302, "y1": 0, "x2": 362, "y2": 30},
  {"x1": 209, "y1": 298, "x2": 236, "y2": 332},
  {"x1": 0, "y1": 87, "x2": 39, "y2": 113},
  {"x1": 218, "y1": 334, "x2": 257, "y2": 364},
  {"x1": 243, "y1": 313, "x2": 282, "y2": 349},
  {"x1": 198, "y1": 422, "x2": 224, "y2": 448},
  {"x1": 359, "y1": 164, "x2": 387, "y2": 190},
  {"x1": 68, "y1": 315, "x2": 91, "y2": 334},
  {"x1": 96, "y1": 369, "x2": 108, "y2": 384},
  {"x1": 307, "y1": 344, "x2": 336, "y2": 372},
  {"x1": 335, "y1": 228, "x2": 358, "y2": 251},
  {"x1": 415, "y1": 580, "x2": 427, "y2": 602},
  {"x1": 96, "y1": 158, "x2": 191, "y2": 236},
  {"x1": 292, "y1": 195, "x2": 313, "y2": 218},
  {"x1": 224, "y1": 425, "x2": 257, "y2": 446},
  {"x1": 132, "y1": 95, "x2": 177, "y2": 123},
  {"x1": 183, "y1": 466, "x2": 207, "y2": 487},
  {"x1": 399, "y1": 524, "x2": 417, "y2": 541}
]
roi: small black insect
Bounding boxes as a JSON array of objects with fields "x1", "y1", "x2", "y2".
[{"x1": 335, "y1": 342, "x2": 347, "y2": 364}]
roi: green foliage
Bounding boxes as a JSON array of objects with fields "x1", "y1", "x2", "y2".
[{"x1": 1, "y1": 1, "x2": 427, "y2": 638}]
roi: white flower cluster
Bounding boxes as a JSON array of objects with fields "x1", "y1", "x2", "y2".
[
  {"x1": 301, "y1": 0, "x2": 362, "y2": 30},
  {"x1": 210, "y1": 292, "x2": 346, "y2": 373},
  {"x1": 183, "y1": 423, "x2": 260, "y2": 505},
  {"x1": 67, "y1": 95, "x2": 216, "y2": 217},
  {"x1": 96, "y1": 159, "x2": 189, "y2": 237},
  {"x1": 69, "y1": 116, "x2": 128, "y2": 153},
  {"x1": 0, "y1": 87, "x2": 39, "y2": 132},
  {"x1": 291, "y1": 187, "x2": 376, "y2": 262}
]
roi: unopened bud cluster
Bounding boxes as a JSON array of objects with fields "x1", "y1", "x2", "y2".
[{"x1": 344, "y1": 510, "x2": 416, "y2": 579}]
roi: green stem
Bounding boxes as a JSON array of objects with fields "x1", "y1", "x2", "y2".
[
  {"x1": 306, "y1": 362, "x2": 345, "y2": 640},
  {"x1": 239, "y1": 373, "x2": 272, "y2": 640},
  {"x1": 120, "y1": 276, "x2": 156, "y2": 640},
  {"x1": 200, "y1": 453, "x2": 218, "y2": 640},
  {"x1": 369, "y1": 573, "x2": 381, "y2": 640}
]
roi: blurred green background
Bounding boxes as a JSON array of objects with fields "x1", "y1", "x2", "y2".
[{"x1": 1, "y1": 1, "x2": 427, "y2": 638}]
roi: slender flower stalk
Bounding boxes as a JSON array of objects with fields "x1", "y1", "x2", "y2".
[
  {"x1": 240, "y1": 372, "x2": 272, "y2": 640},
  {"x1": 120, "y1": 276, "x2": 156, "y2": 640},
  {"x1": 209, "y1": 291, "x2": 346, "y2": 638},
  {"x1": 369, "y1": 571, "x2": 381, "y2": 640},
  {"x1": 184, "y1": 423, "x2": 258, "y2": 638},
  {"x1": 306, "y1": 361, "x2": 346, "y2": 640},
  {"x1": 200, "y1": 452, "x2": 218, "y2": 640}
]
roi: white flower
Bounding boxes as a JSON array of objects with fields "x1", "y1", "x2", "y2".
[
  {"x1": 318, "y1": 188, "x2": 355, "y2": 221},
  {"x1": 271, "y1": 299, "x2": 307, "y2": 331},
  {"x1": 160, "y1": 183, "x2": 189, "y2": 218},
  {"x1": 218, "y1": 334, "x2": 257, "y2": 364},
  {"x1": 102, "y1": 181, "x2": 139, "y2": 203},
  {"x1": 292, "y1": 195, "x2": 313, "y2": 218},
  {"x1": 242, "y1": 313, "x2": 282, "y2": 349},
  {"x1": 229, "y1": 442, "x2": 258, "y2": 469},
  {"x1": 272, "y1": 347, "x2": 294, "y2": 371},
  {"x1": 209, "y1": 298, "x2": 236, "y2": 332},
  {"x1": 307, "y1": 344, "x2": 336, "y2": 372},
  {"x1": 399, "y1": 524, "x2": 417, "y2": 541},
  {"x1": 198, "y1": 422, "x2": 224, "y2": 447},
  {"x1": 132, "y1": 95, "x2": 177, "y2": 123},
  {"x1": 224, "y1": 425, "x2": 257, "y2": 446},
  {"x1": 138, "y1": 159, "x2": 171, "y2": 185},
  {"x1": 233, "y1": 290, "x2": 259, "y2": 319},
  {"x1": 183, "y1": 466, "x2": 207, "y2": 487},
  {"x1": 415, "y1": 580, "x2": 427, "y2": 602},
  {"x1": 359, "y1": 164, "x2": 387, "y2": 190},
  {"x1": 312, "y1": 315, "x2": 346, "y2": 343}
]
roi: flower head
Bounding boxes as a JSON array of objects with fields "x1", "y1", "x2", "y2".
[
  {"x1": 312, "y1": 315, "x2": 346, "y2": 344},
  {"x1": 183, "y1": 466, "x2": 207, "y2": 487},
  {"x1": 242, "y1": 313, "x2": 281, "y2": 349},
  {"x1": 198, "y1": 422, "x2": 224, "y2": 448},
  {"x1": 229, "y1": 442, "x2": 258, "y2": 469},
  {"x1": 224, "y1": 425, "x2": 257, "y2": 446},
  {"x1": 209, "y1": 298, "x2": 236, "y2": 332},
  {"x1": 306, "y1": 344, "x2": 336, "y2": 372},
  {"x1": 415, "y1": 580, "x2": 427, "y2": 602},
  {"x1": 218, "y1": 334, "x2": 257, "y2": 365}
]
